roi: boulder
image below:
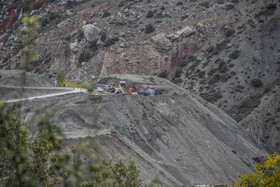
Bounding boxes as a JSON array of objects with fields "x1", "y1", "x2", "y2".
[
  {"x1": 151, "y1": 33, "x2": 172, "y2": 53},
  {"x1": 82, "y1": 24, "x2": 102, "y2": 42},
  {"x1": 70, "y1": 40, "x2": 78, "y2": 53},
  {"x1": 172, "y1": 26, "x2": 196, "y2": 40},
  {"x1": 66, "y1": 10, "x2": 72, "y2": 16}
]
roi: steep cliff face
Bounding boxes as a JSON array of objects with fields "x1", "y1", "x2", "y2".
[
  {"x1": 17, "y1": 74, "x2": 267, "y2": 186},
  {"x1": 1, "y1": 0, "x2": 279, "y2": 151}
]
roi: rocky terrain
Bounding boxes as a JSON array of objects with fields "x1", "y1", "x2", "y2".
[
  {"x1": 0, "y1": 0, "x2": 279, "y2": 153},
  {"x1": 1, "y1": 72, "x2": 264, "y2": 186},
  {"x1": 0, "y1": 0, "x2": 279, "y2": 184}
]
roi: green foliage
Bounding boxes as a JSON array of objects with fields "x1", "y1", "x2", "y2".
[
  {"x1": 175, "y1": 70, "x2": 182, "y2": 78},
  {"x1": 145, "y1": 23, "x2": 155, "y2": 34},
  {"x1": 251, "y1": 78, "x2": 263, "y2": 88},
  {"x1": 158, "y1": 70, "x2": 168, "y2": 78},
  {"x1": 234, "y1": 154, "x2": 280, "y2": 187},
  {"x1": 176, "y1": 1, "x2": 183, "y2": 5},
  {"x1": 216, "y1": 0, "x2": 224, "y2": 4},
  {"x1": 104, "y1": 37, "x2": 119, "y2": 47},
  {"x1": 171, "y1": 78, "x2": 183, "y2": 85},
  {"x1": 56, "y1": 71, "x2": 66, "y2": 84},
  {"x1": 77, "y1": 30, "x2": 84, "y2": 42},
  {"x1": 225, "y1": 28, "x2": 235, "y2": 37},
  {"x1": 229, "y1": 50, "x2": 241, "y2": 59},
  {"x1": 266, "y1": 3, "x2": 277, "y2": 10},
  {"x1": 78, "y1": 50, "x2": 91, "y2": 63},
  {"x1": 102, "y1": 10, "x2": 111, "y2": 18},
  {"x1": 200, "y1": 92, "x2": 223, "y2": 103},
  {"x1": 226, "y1": 4, "x2": 234, "y2": 10},
  {"x1": 146, "y1": 10, "x2": 154, "y2": 18},
  {"x1": 178, "y1": 59, "x2": 188, "y2": 67},
  {"x1": 83, "y1": 157, "x2": 142, "y2": 187},
  {"x1": 0, "y1": 102, "x2": 143, "y2": 186},
  {"x1": 100, "y1": 32, "x2": 107, "y2": 42},
  {"x1": 20, "y1": 14, "x2": 40, "y2": 71},
  {"x1": 87, "y1": 85, "x2": 94, "y2": 92},
  {"x1": 208, "y1": 71, "x2": 221, "y2": 85},
  {"x1": 0, "y1": 103, "x2": 62, "y2": 186},
  {"x1": 199, "y1": 2, "x2": 210, "y2": 8}
]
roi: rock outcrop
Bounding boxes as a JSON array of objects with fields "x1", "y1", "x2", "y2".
[
  {"x1": 151, "y1": 33, "x2": 172, "y2": 52},
  {"x1": 82, "y1": 24, "x2": 102, "y2": 42}
]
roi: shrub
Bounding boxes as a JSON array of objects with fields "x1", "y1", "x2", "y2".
[
  {"x1": 104, "y1": 37, "x2": 119, "y2": 47},
  {"x1": 207, "y1": 45, "x2": 215, "y2": 53},
  {"x1": 102, "y1": 10, "x2": 111, "y2": 18},
  {"x1": 216, "y1": 0, "x2": 224, "y2": 4},
  {"x1": 146, "y1": 10, "x2": 154, "y2": 18},
  {"x1": 77, "y1": 31, "x2": 84, "y2": 42},
  {"x1": 225, "y1": 28, "x2": 235, "y2": 37},
  {"x1": 229, "y1": 50, "x2": 241, "y2": 59},
  {"x1": 226, "y1": 4, "x2": 234, "y2": 10},
  {"x1": 200, "y1": 92, "x2": 223, "y2": 103},
  {"x1": 234, "y1": 154, "x2": 280, "y2": 187},
  {"x1": 171, "y1": 78, "x2": 183, "y2": 85},
  {"x1": 158, "y1": 70, "x2": 168, "y2": 78},
  {"x1": 199, "y1": 2, "x2": 210, "y2": 7},
  {"x1": 178, "y1": 59, "x2": 188, "y2": 67},
  {"x1": 78, "y1": 50, "x2": 91, "y2": 63},
  {"x1": 251, "y1": 78, "x2": 263, "y2": 87},
  {"x1": 49, "y1": 11, "x2": 59, "y2": 21},
  {"x1": 145, "y1": 23, "x2": 155, "y2": 34},
  {"x1": 217, "y1": 60, "x2": 228, "y2": 73},
  {"x1": 198, "y1": 71, "x2": 206, "y2": 78},
  {"x1": 100, "y1": 32, "x2": 107, "y2": 42},
  {"x1": 176, "y1": 1, "x2": 183, "y2": 5},
  {"x1": 175, "y1": 70, "x2": 182, "y2": 78},
  {"x1": 208, "y1": 72, "x2": 221, "y2": 85},
  {"x1": 56, "y1": 72, "x2": 66, "y2": 84},
  {"x1": 266, "y1": 3, "x2": 277, "y2": 10}
]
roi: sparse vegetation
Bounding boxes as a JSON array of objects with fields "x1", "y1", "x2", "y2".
[
  {"x1": 158, "y1": 70, "x2": 168, "y2": 78},
  {"x1": 226, "y1": 4, "x2": 234, "y2": 10},
  {"x1": 145, "y1": 23, "x2": 155, "y2": 34},
  {"x1": 216, "y1": 0, "x2": 224, "y2": 4},
  {"x1": 225, "y1": 28, "x2": 235, "y2": 37},
  {"x1": 176, "y1": 1, "x2": 183, "y2": 6},
  {"x1": 78, "y1": 50, "x2": 91, "y2": 63},
  {"x1": 102, "y1": 10, "x2": 111, "y2": 18},
  {"x1": 146, "y1": 10, "x2": 154, "y2": 18},
  {"x1": 199, "y1": 2, "x2": 210, "y2": 8},
  {"x1": 251, "y1": 78, "x2": 263, "y2": 87},
  {"x1": 104, "y1": 37, "x2": 119, "y2": 47},
  {"x1": 208, "y1": 72, "x2": 221, "y2": 85},
  {"x1": 229, "y1": 50, "x2": 241, "y2": 59},
  {"x1": 234, "y1": 154, "x2": 280, "y2": 187},
  {"x1": 171, "y1": 78, "x2": 183, "y2": 85},
  {"x1": 200, "y1": 92, "x2": 223, "y2": 103}
]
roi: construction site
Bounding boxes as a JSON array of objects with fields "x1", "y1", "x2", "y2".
[{"x1": 96, "y1": 81, "x2": 165, "y2": 96}]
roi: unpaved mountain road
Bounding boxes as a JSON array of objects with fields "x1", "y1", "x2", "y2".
[{"x1": 2, "y1": 86, "x2": 88, "y2": 103}]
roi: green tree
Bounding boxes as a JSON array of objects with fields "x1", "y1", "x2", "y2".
[
  {"x1": 20, "y1": 14, "x2": 40, "y2": 71},
  {"x1": 234, "y1": 154, "x2": 280, "y2": 187},
  {"x1": 0, "y1": 102, "x2": 142, "y2": 186}
]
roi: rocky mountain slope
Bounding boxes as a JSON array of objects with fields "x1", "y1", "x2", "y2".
[
  {"x1": 0, "y1": 1, "x2": 279, "y2": 152},
  {"x1": 7, "y1": 73, "x2": 265, "y2": 186}
]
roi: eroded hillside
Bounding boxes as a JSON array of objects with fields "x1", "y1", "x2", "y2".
[{"x1": 9, "y1": 74, "x2": 265, "y2": 186}]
